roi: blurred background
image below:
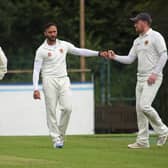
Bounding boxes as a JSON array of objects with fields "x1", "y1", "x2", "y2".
[{"x1": 0, "y1": 0, "x2": 168, "y2": 134}]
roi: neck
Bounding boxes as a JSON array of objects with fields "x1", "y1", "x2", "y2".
[
  {"x1": 47, "y1": 39, "x2": 56, "y2": 45},
  {"x1": 141, "y1": 27, "x2": 150, "y2": 35}
]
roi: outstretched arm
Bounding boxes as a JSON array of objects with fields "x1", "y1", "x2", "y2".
[
  {"x1": 108, "y1": 50, "x2": 137, "y2": 64},
  {"x1": 108, "y1": 41, "x2": 137, "y2": 64},
  {"x1": 68, "y1": 46, "x2": 99, "y2": 56},
  {"x1": 114, "y1": 54, "x2": 137, "y2": 64},
  {"x1": 67, "y1": 45, "x2": 108, "y2": 58}
]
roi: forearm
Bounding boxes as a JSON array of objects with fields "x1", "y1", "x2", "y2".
[
  {"x1": 33, "y1": 60, "x2": 42, "y2": 90},
  {"x1": 114, "y1": 54, "x2": 136, "y2": 64},
  {"x1": 69, "y1": 47, "x2": 99, "y2": 56},
  {"x1": 153, "y1": 51, "x2": 168, "y2": 74}
]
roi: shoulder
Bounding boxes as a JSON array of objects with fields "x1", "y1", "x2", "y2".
[
  {"x1": 36, "y1": 42, "x2": 45, "y2": 54},
  {"x1": 58, "y1": 39, "x2": 75, "y2": 48},
  {"x1": 133, "y1": 37, "x2": 140, "y2": 46},
  {"x1": 0, "y1": 46, "x2": 2, "y2": 53},
  {"x1": 36, "y1": 47, "x2": 43, "y2": 56},
  {"x1": 0, "y1": 46, "x2": 5, "y2": 55},
  {"x1": 150, "y1": 30, "x2": 167, "y2": 50},
  {"x1": 151, "y1": 29, "x2": 162, "y2": 36},
  {"x1": 0, "y1": 46, "x2": 4, "y2": 51},
  {"x1": 35, "y1": 45, "x2": 45, "y2": 59},
  {"x1": 151, "y1": 30, "x2": 165, "y2": 40}
]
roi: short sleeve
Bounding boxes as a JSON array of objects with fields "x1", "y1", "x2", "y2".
[
  {"x1": 153, "y1": 33, "x2": 167, "y2": 54},
  {"x1": 129, "y1": 41, "x2": 137, "y2": 56}
]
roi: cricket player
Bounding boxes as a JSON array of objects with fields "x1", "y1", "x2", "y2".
[
  {"x1": 0, "y1": 46, "x2": 7, "y2": 80},
  {"x1": 33, "y1": 22, "x2": 107, "y2": 149},
  {"x1": 108, "y1": 13, "x2": 168, "y2": 148}
]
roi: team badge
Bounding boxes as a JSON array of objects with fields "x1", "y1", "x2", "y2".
[
  {"x1": 59, "y1": 48, "x2": 64, "y2": 53},
  {"x1": 144, "y1": 40, "x2": 149, "y2": 45},
  {"x1": 48, "y1": 52, "x2": 52, "y2": 57}
]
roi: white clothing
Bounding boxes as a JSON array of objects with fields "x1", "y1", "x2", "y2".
[
  {"x1": 113, "y1": 29, "x2": 168, "y2": 144},
  {"x1": 33, "y1": 39, "x2": 99, "y2": 142},
  {"x1": 0, "y1": 46, "x2": 7, "y2": 80},
  {"x1": 115, "y1": 29, "x2": 167, "y2": 76},
  {"x1": 33, "y1": 39, "x2": 98, "y2": 90}
]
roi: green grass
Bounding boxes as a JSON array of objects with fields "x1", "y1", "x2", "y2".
[{"x1": 0, "y1": 134, "x2": 167, "y2": 168}]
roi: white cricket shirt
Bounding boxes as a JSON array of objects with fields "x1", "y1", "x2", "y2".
[
  {"x1": 35, "y1": 39, "x2": 75, "y2": 78},
  {"x1": 33, "y1": 39, "x2": 98, "y2": 90},
  {"x1": 129, "y1": 29, "x2": 167, "y2": 76}
]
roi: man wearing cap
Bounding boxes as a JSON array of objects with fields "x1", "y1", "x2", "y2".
[{"x1": 108, "y1": 13, "x2": 168, "y2": 148}]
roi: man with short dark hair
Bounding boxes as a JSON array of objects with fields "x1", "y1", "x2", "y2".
[
  {"x1": 108, "y1": 13, "x2": 168, "y2": 148},
  {"x1": 33, "y1": 22, "x2": 107, "y2": 149}
]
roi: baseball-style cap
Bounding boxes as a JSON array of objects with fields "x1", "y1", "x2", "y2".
[{"x1": 130, "y1": 12, "x2": 152, "y2": 24}]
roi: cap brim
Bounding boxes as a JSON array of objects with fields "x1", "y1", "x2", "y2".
[{"x1": 130, "y1": 17, "x2": 138, "y2": 22}]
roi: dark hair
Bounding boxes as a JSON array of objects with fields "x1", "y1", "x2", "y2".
[{"x1": 44, "y1": 22, "x2": 57, "y2": 31}]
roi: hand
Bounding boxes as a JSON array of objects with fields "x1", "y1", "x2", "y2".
[
  {"x1": 98, "y1": 51, "x2": 109, "y2": 59},
  {"x1": 147, "y1": 73, "x2": 158, "y2": 85},
  {"x1": 33, "y1": 90, "x2": 41, "y2": 100},
  {"x1": 108, "y1": 50, "x2": 116, "y2": 59}
]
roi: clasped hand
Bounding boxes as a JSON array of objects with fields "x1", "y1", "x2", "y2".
[{"x1": 99, "y1": 50, "x2": 116, "y2": 59}]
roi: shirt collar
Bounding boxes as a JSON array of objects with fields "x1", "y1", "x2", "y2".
[{"x1": 43, "y1": 39, "x2": 59, "y2": 49}]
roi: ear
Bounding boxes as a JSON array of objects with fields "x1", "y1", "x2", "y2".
[{"x1": 44, "y1": 31, "x2": 47, "y2": 36}]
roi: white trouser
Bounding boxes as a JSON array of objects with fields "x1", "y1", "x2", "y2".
[
  {"x1": 42, "y1": 76, "x2": 72, "y2": 143},
  {"x1": 136, "y1": 76, "x2": 168, "y2": 145}
]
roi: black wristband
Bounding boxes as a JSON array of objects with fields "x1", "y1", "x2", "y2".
[{"x1": 98, "y1": 51, "x2": 102, "y2": 57}]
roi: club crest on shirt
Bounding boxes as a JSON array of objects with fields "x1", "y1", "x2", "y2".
[
  {"x1": 48, "y1": 52, "x2": 52, "y2": 57},
  {"x1": 144, "y1": 40, "x2": 149, "y2": 45},
  {"x1": 59, "y1": 48, "x2": 64, "y2": 53}
]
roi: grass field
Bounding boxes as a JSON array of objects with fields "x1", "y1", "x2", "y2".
[{"x1": 0, "y1": 134, "x2": 167, "y2": 168}]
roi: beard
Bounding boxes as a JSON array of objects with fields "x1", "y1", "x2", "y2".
[
  {"x1": 135, "y1": 28, "x2": 143, "y2": 34},
  {"x1": 46, "y1": 35, "x2": 56, "y2": 42},
  {"x1": 135, "y1": 25, "x2": 145, "y2": 34}
]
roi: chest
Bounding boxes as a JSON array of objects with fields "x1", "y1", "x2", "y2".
[
  {"x1": 43, "y1": 46, "x2": 67, "y2": 62},
  {"x1": 135, "y1": 37, "x2": 155, "y2": 54}
]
